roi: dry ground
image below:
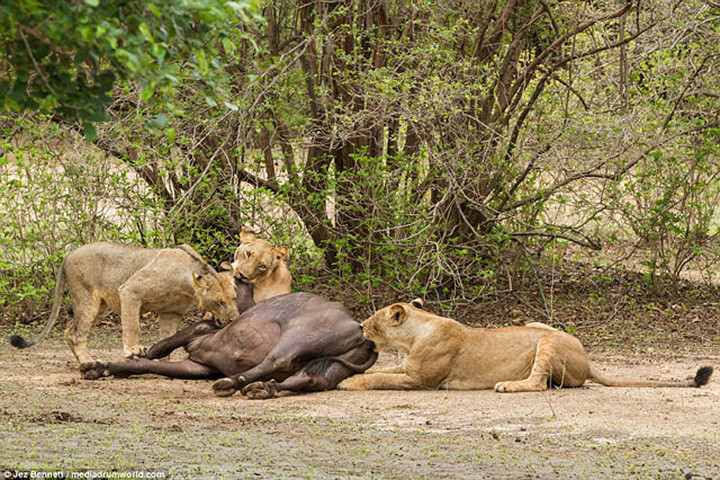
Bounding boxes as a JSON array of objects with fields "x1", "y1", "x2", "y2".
[{"x1": 0, "y1": 328, "x2": 718, "y2": 480}]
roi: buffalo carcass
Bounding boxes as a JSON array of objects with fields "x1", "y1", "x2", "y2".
[{"x1": 80, "y1": 291, "x2": 377, "y2": 399}]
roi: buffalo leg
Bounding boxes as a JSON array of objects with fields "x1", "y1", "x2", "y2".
[
  {"x1": 213, "y1": 339, "x2": 375, "y2": 398},
  {"x1": 212, "y1": 342, "x2": 309, "y2": 397},
  {"x1": 145, "y1": 319, "x2": 221, "y2": 359},
  {"x1": 80, "y1": 358, "x2": 220, "y2": 380},
  {"x1": 242, "y1": 360, "x2": 354, "y2": 400}
]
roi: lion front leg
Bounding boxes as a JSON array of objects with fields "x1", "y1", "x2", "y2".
[
  {"x1": 368, "y1": 365, "x2": 405, "y2": 374},
  {"x1": 338, "y1": 372, "x2": 427, "y2": 390},
  {"x1": 118, "y1": 285, "x2": 145, "y2": 358}
]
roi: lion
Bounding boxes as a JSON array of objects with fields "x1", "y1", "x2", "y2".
[
  {"x1": 338, "y1": 301, "x2": 713, "y2": 392},
  {"x1": 228, "y1": 227, "x2": 291, "y2": 303},
  {"x1": 9, "y1": 242, "x2": 239, "y2": 364}
]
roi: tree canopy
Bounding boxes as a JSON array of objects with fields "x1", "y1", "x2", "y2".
[
  {"x1": 0, "y1": 0, "x2": 259, "y2": 139},
  {"x1": 2, "y1": 0, "x2": 720, "y2": 315}
]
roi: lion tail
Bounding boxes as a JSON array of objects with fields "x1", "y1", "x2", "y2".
[
  {"x1": 10, "y1": 260, "x2": 67, "y2": 349},
  {"x1": 588, "y1": 364, "x2": 713, "y2": 388}
]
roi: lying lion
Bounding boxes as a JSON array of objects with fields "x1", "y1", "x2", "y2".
[
  {"x1": 338, "y1": 301, "x2": 713, "y2": 392},
  {"x1": 228, "y1": 227, "x2": 292, "y2": 303},
  {"x1": 10, "y1": 242, "x2": 239, "y2": 363}
]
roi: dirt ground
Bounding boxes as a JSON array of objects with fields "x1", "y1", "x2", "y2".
[{"x1": 0, "y1": 329, "x2": 718, "y2": 480}]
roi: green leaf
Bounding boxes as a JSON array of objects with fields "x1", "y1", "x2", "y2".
[
  {"x1": 148, "y1": 3, "x2": 162, "y2": 17},
  {"x1": 75, "y1": 47, "x2": 89, "y2": 63},
  {"x1": 84, "y1": 0, "x2": 100, "y2": 6},
  {"x1": 140, "y1": 85, "x2": 156, "y2": 102},
  {"x1": 151, "y1": 43, "x2": 166, "y2": 61},
  {"x1": 82, "y1": 122, "x2": 97, "y2": 141},
  {"x1": 222, "y1": 38, "x2": 235, "y2": 55},
  {"x1": 139, "y1": 23, "x2": 152, "y2": 40},
  {"x1": 145, "y1": 114, "x2": 168, "y2": 129}
]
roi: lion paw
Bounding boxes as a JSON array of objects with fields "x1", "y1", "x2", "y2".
[
  {"x1": 213, "y1": 377, "x2": 239, "y2": 397},
  {"x1": 494, "y1": 382, "x2": 510, "y2": 393},
  {"x1": 337, "y1": 376, "x2": 363, "y2": 390},
  {"x1": 79, "y1": 361, "x2": 110, "y2": 380},
  {"x1": 242, "y1": 380, "x2": 277, "y2": 400},
  {"x1": 494, "y1": 380, "x2": 546, "y2": 393}
]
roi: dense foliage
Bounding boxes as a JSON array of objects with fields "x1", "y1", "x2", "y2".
[
  {"x1": 2, "y1": 0, "x2": 720, "y2": 321},
  {"x1": 0, "y1": 0, "x2": 258, "y2": 139}
]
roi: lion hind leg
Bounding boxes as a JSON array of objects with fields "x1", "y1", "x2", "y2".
[
  {"x1": 158, "y1": 312, "x2": 183, "y2": 340},
  {"x1": 495, "y1": 333, "x2": 589, "y2": 393},
  {"x1": 525, "y1": 322, "x2": 556, "y2": 331},
  {"x1": 64, "y1": 293, "x2": 103, "y2": 364},
  {"x1": 495, "y1": 338, "x2": 549, "y2": 393}
]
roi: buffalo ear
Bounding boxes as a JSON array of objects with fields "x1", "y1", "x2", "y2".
[
  {"x1": 389, "y1": 304, "x2": 407, "y2": 325},
  {"x1": 274, "y1": 246, "x2": 289, "y2": 261},
  {"x1": 240, "y1": 226, "x2": 256, "y2": 244},
  {"x1": 219, "y1": 261, "x2": 233, "y2": 272}
]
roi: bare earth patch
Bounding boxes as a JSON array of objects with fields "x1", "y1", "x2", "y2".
[{"x1": 0, "y1": 332, "x2": 718, "y2": 479}]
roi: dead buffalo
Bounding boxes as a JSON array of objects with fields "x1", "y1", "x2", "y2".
[{"x1": 80, "y1": 292, "x2": 377, "y2": 399}]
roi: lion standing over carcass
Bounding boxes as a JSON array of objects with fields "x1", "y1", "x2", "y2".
[
  {"x1": 339, "y1": 301, "x2": 713, "y2": 392},
  {"x1": 9, "y1": 242, "x2": 239, "y2": 363}
]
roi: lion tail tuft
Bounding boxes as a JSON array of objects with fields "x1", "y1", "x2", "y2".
[
  {"x1": 9, "y1": 260, "x2": 67, "y2": 351},
  {"x1": 9, "y1": 334, "x2": 33, "y2": 349},
  {"x1": 694, "y1": 366, "x2": 713, "y2": 387}
]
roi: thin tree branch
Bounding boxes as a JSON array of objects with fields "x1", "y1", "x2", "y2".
[{"x1": 508, "y1": 230, "x2": 601, "y2": 250}]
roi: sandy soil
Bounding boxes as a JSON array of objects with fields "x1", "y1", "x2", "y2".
[{"x1": 0, "y1": 333, "x2": 719, "y2": 480}]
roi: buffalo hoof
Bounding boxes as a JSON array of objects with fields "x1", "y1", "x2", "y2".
[
  {"x1": 144, "y1": 345, "x2": 166, "y2": 360},
  {"x1": 213, "y1": 377, "x2": 239, "y2": 397},
  {"x1": 242, "y1": 380, "x2": 277, "y2": 400},
  {"x1": 79, "y1": 361, "x2": 109, "y2": 380}
]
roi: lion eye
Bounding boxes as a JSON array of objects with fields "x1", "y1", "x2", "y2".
[{"x1": 258, "y1": 264, "x2": 267, "y2": 271}]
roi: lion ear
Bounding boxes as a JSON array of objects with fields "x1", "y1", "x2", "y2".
[
  {"x1": 240, "y1": 226, "x2": 256, "y2": 244},
  {"x1": 410, "y1": 298, "x2": 424, "y2": 309},
  {"x1": 274, "y1": 246, "x2": 288, "y2": 261},
  {"x1": 192, "y1": 272, "x2": 206, "y2": 289},
  {"x1": 389, "y1": 304, "x2": 407, "y2": 325},
  {"x1": 219, "y1": 261, "x2": 233, "y2": 272}
]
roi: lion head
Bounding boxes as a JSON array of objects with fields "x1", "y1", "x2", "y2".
[
  {"x1": 191, "y1": 271, "x2": 240, "y2": 322},
  {"x1": 229, "y1": 228, "x2": 288, "y2": 285},
  {"x1": 361, "y1": 302, "x2": 425, "y2": 353}
]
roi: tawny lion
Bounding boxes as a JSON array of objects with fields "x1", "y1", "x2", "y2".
[{"x1": 339, "y1": 301, "x2": 713, "y2": 392}]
